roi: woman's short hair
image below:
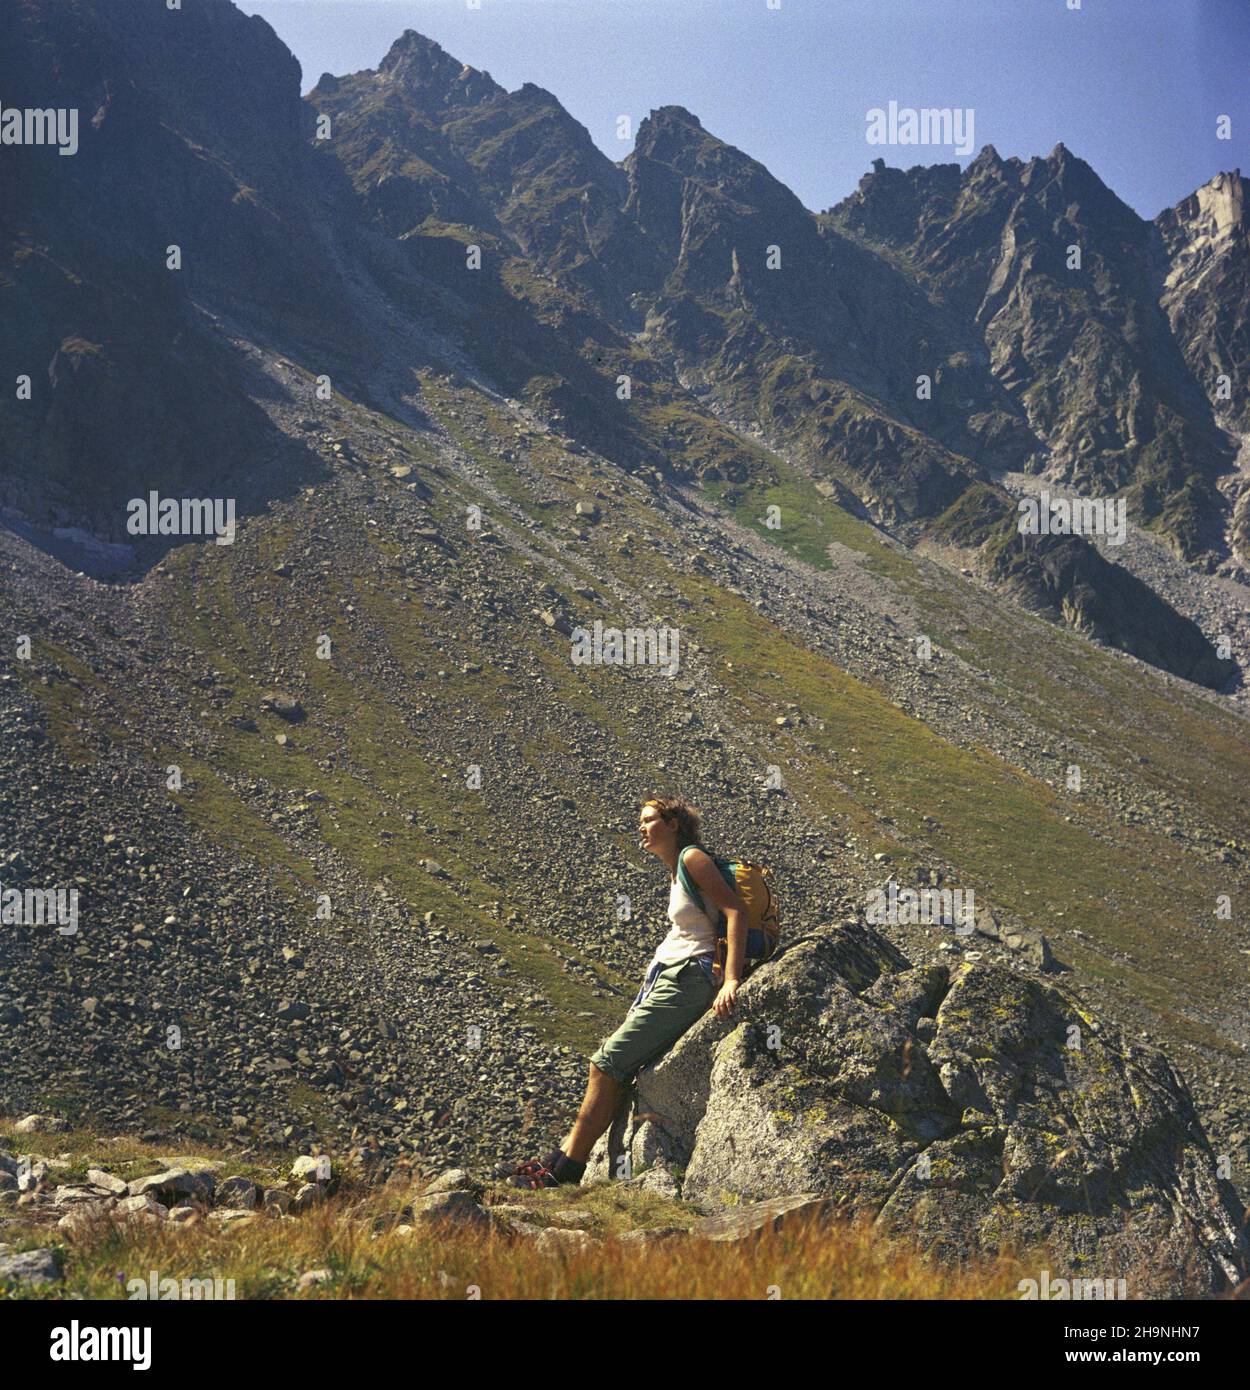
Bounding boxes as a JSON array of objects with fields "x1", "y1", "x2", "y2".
[{"x1": 641, "y1": 796, "x2": 704, "y2": 852}]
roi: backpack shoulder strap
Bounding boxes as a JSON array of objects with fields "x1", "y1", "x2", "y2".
[
  {"x1": 677, "y1": 845, "x2": 738, "y2": 919},
  {"x1": 675, "y1": 844, "x2": 706, "y2": 915}
]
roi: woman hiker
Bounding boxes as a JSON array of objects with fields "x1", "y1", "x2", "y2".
[{"x1": 497, "y1": 796, "x2": 747, "y2": 1190}]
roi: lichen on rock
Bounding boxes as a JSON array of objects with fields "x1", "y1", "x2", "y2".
[{"x1": 587, "y1": 923, "x2": 1248, "y2": 1297}]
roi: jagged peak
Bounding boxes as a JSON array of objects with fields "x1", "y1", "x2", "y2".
[
  {"x1": 1044, "y1": 142, "x2": 1104, "y2": 184},
  {"x1": 1044, "y1": 141, "x2": 1094, "y2": 178},
  {"x1": 643, "y1": 105, "x2": 704, "y2": 132},
  {"x1": 385, "y1": 30, "x2": 446, "y2": 57},
  {"x1": 379, "y1": 29, "x2": 443, "y2": 68},
  {"x1": 632, "y1": 105, "x2": 713, "y2": 160},
  {"x1": 515, "y1": 81, "x2": 562, "y2": 107},
  {"x1": 968, "y1": 143, "x2": 1004, "y2": 172},
  {"x1": 374, "y1": 27, "x2": 502, "y2": 106},
  {"x1": 629, "y1": 105, "x2": 719, "y2": 167},
  {"x1": 1021, "y1": 141, "x2": 1114, "y2": 203}
]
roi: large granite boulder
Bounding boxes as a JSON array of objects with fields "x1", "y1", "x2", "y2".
[{"x1": 587, "y1": 924, "x2": 1248, "y2": 1297}]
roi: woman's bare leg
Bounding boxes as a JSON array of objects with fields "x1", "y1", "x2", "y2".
[{"x1": 559, "y1": 1062, "x2": 624, "y2": 1163}]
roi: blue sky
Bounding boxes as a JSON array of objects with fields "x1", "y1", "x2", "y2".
[{"x1": 247, "y1": 0, "x2": 1249, "y2": 218}]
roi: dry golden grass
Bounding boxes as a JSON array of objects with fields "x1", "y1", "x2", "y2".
[{"x1": 4, "y1": 1166, "x2": 1044, "y2": 1300}]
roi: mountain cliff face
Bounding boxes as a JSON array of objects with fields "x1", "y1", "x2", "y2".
[
  {"x1": 301, "y1": 34, "x2": 1237, "y2": 687},
  {"x1": 0, "y1": 0, "x2": 371, "y2": 556},
  {"x1": 830, "y1": 145, "x2": 1236, "y2": 566},
  {"x1": 621, "y1": 108, "x2": 1037, "y2": 508},
  {"x1": 1, "y1": 9, "x2": 1238, "y2": 684},
  {"x1": 1157, "y1": 170, "x2": 1250, "y2": 564},
  {"x1": 308, "y1": 33, "x2": 648, "y2": 318},
  {"x1": 2, "y1": 3, "x2": 1249, "y2": 1279},
  {"x1": 1158, "y1": 170, "x2": 1250, "y2": 433}
]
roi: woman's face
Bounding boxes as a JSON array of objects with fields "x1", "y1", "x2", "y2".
[{"x1": 638, "y1": 803, "x2": 675, "y2": 858}]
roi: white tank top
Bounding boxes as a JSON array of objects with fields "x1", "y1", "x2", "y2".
[{"x1": 650, "y1": 857, "x2": 717, "y2": 968}]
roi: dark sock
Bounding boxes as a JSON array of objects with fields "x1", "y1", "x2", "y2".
[{"x1": 546, "y1": 1148, "x2": 586, "y2": 1183}]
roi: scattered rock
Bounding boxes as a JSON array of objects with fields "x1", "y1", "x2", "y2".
[
  {"x1": 0, "y1": 1247, "x2": 62, "y2": 1285},
  {"x1": 545, "y1": 1207, "x2": 595, "y2": 1228},
  {"x1": 410, "y1": 1191, "x2": 490, "y2": 1231},
  {"x1": 534, "y1": 1226, "x2": 602, "y2": 1256},
  {"x1": 12, "y1": 1115, "x2": 67, "y2": 1134},
  {"x1": 216, "y1": 1176, "x2": 259, "y2": 1210},
  {"x1": 423, "y1": 1168, "x2": 482, "y2": 1197},
  {"x1": 292, "y1": 1155, "x2": 328, "y2": 1183},
  {"x1": 260, "y1": 691, "x2": 305, "y2": 722},
  {"x1": 127, "y1": 1167, "x2": 214, "y2": 1205},
  {"x1": 86, "y1": 1167, "x2": 129, "y2": 1196},
  {"x1": 117, "y1": 1192, "x2": 168, "y2": 1221},
  {"x1": 616, "y1": 1227, "x2": 686, "y2": 1245},
  {"x1": 207, "y1": 1208, "x2": 257, "y2": 1230},
  {"x1": 688, "y1": 1194, "x2": 833, "y2": 1242},
  {"x1": 292, "y1": 1183, "x2": 324, "y2": 1213}
]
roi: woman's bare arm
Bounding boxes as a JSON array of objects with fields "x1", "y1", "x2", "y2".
[{"x1": 683, "y1": 848, "x2": 747, "y2": 1017}]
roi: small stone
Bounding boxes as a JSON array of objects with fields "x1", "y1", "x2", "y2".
[
  {"x1": 545, "y1": 1208, "x2": 595, "y2": 1228},
  {"x1": 292, "y1": 1182, "x2": 324, "y2": 1213},
  {"x1": 411, "y1": 1191, "x2": 490, "y2": 1231},
  {"x1": 127, "y1": 1168, "x2": 213, "y2": 1204},
  {"x1": 423, "y1": 1168, "x2": 480, "y2": 1196},
  {"x1": 534, "y1": 1227, "x2": 602, "y2": 1256},
  {"x1": 86, "y1": 1168, "x2": 129, "y2": 1196},
  {"x1": 216, "y1": 1176, "x2": 258, "y2": 1210},
  {"x1": 0, "y1": 1248, "x2": 62, "y2": 1285},
  {"x1": 688, "y1": 1194, "x2": 832, "y2": 1243},
  {"x1": 616, "y1": 1227, "x2": 685, "y2": 1245},
  {"x1": 207, "y1": 1209, "x2": 256, "y2": 1230},
  {"x1": 261, "y1": 691, "x2": 305, "y2": 722},
  {"x1": 117, "y1": 1193, "x2": 168, "y2": 1220},
  {"x1": 52, "y1": 1185, "x2": 105, "y2": 1207},
  {"x1": 13, "y1": 1114, "x2": 67, "y2": 1134},
  {"x1": 57, "y1": 1200, "x2": 114, "y2": 1233}
]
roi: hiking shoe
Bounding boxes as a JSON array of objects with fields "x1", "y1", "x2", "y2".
[
  {"x1": 492, "y1": 1157, "x2": 550, "y2": 1181},
  {"x1": 505, "y1": 1162, "x2": 561, "y2": 1190}
]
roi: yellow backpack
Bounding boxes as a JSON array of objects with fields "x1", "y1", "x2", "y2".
[{"x1": 677, "y1": 845, "x2": 781, "y2": 984}]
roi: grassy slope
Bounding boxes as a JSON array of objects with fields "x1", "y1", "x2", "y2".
[{"x1": 18, "y1": 373, "x2": 1248, "y2": 1068}]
